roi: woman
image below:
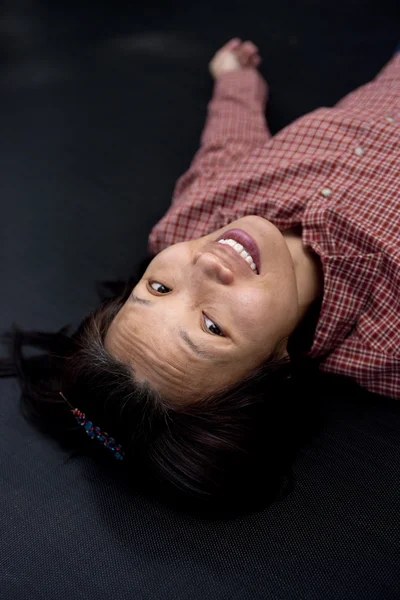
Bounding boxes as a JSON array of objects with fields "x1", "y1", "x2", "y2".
[{"x1": 2, "y1": 39, "x2": 399, "y2": 516}]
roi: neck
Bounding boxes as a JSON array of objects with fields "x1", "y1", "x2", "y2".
[{"x1": 282, "y1": 227, "x2": 324, "y2": 324}]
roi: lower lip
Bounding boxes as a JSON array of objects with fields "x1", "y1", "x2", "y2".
[{"x1": 215, "y1": 228, "x2": 261, "y2": 274}]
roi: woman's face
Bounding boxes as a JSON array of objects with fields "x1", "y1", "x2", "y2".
[{"x1": 105, "y1": 216, "x2": 300, "y2": 403}]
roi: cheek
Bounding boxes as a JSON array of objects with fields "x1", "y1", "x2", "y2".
[
  {"x1": 231, "y1": 291, "x2": 268, "y2": 331},
  {"x1": 231, "y1": 287, "x2": 295, "y2": 342},
  {"x1": 143, "y1": 241, "x2": 193, "y2": 275}
]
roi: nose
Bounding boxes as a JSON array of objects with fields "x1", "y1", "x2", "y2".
[{"x1": 192, "y1": 251, "x2": 234, "y2": 285}]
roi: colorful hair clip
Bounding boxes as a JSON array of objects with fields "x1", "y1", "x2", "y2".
[{"x1": 59, "y1": 392, "x2": 125, "y2": 460}]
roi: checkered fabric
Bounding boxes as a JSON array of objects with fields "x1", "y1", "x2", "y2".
[{"x1": 148, "y1": 53, "x2": 400, "y2": 400}]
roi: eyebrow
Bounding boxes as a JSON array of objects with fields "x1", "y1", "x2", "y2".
[
  {"x1": 178, "y1": 329, "x2": 215, "y2": 359},
  {"x1": 130, "y1": 293, "x2": 216, "y2": 359},
  {"x1": 130, "y1": 294, "x2": 152, "y2": 306}
]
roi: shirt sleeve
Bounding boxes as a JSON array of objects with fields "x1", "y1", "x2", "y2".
[{"x1": 170, "y1": 69, "x2": 270, "y2": 209}]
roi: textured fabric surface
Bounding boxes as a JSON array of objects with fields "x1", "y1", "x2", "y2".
[
  {"x1": 1, "y1": 2, "x2": 400, "y2": 599},
  {"x1": 149, "y1": 54, "x2": 400, "y2": 401},
  {"x1": 2, "y1": 376, "x2": 400, "y2": 600}
]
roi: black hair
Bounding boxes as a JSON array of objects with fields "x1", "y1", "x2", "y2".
[{"x1": 1, "y1": 255, "x2": 325, "y2": 519}]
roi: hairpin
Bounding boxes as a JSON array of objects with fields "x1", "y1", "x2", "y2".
[{"x1": 59, "y1": 391, "x2": 125, "y2": 460}]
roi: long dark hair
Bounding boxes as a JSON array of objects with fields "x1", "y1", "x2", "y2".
[{"x1": 0, "y1": 255, "x2": 325, "y2": 518}]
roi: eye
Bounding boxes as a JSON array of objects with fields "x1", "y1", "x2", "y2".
[
  {"x1": 149, "y1": 281, "x2": 171, "y2": 294},
  {"x1": 203, "y1": 313, "x2": 224, "y2": 336}
]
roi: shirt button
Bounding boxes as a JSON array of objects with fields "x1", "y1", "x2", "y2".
[
  {"x1": 385, "y1": 116, "x2": 394, "y2": 123},
  {"x1": 355, "y1": 147, "x2": 365, "y2": 157},
  {"x1": 321, "y1": 187, "x2": 333, "y2": 198}
]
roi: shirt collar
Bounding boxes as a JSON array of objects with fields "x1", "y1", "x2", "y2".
[{"x1": 306, "y1": 250, "x2": 384, "y2": 358}]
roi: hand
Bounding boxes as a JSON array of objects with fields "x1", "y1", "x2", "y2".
[{"x1": 208, "y1": 38, "x2": 262, "y2": 80}]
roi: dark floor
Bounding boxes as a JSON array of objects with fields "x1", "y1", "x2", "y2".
[{"x1": 1, "y1": 3, "x2": 400, "y2": 599}]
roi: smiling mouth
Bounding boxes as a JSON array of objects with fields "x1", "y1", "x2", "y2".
[
  {"x1": 208, "y1": 241, "x2": 258, "y2": 276},
  {"x1": 216, "y1": 239, "x2": 258, "y2": 273},
  {"x1": 215, "y1": 228, "x2": 261, "y2": 274}
]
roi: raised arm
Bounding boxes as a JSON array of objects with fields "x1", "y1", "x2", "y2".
[{"x1": 171, "y1": 39, "x2": 270, "y2": 207}]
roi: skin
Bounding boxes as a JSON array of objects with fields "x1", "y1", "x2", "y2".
[
  {"x1": 208, "y1": 38, "x2": 262, "y2": 78},
  {"x1": 104, "y1": 216, "x2": 324, "y2": 404}
]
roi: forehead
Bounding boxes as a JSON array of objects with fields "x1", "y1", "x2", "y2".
[{"x1": 104, "y1": 297, "x2": 236, "y2": 403}]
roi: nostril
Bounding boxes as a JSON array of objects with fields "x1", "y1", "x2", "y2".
[{"x1": 192, "y1": 251, "x2": 203, "y2": 266}]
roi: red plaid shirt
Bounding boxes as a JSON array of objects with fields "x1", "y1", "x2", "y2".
[{"x1": 148, "y1": 53, "x2": 400, "y2": 400}]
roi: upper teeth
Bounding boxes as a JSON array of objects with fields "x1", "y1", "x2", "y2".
[{"x1": 217, "y1": 238, "x2": 258, "y2": 273}]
